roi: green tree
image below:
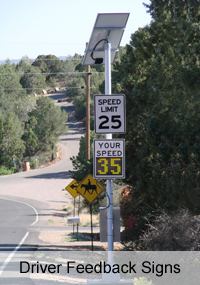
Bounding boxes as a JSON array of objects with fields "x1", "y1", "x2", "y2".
[
  {"x1": 112, "y1": 0, "x2": 200, "y2": 216},
  {"x1": 67, "y1": 63, "x2": 104, "y2": 127},
  {"x1": 31, "y1": 96, "x2": 68, "y2": 158},
  {"x1": 20, "y1": 65, "x2": 46, "y2": 94},
  {"x1": 0, "y1": 112, "x2": 25, "y2": 167},
  {"x1": 32, "y1": 54, "x2": 63, "y2": 85},
  {"x1": 0, "y1": 63, "x2": 26, "y2": 101},
  {"x1": 0, "y1": 61, "x2": 36, "y2": 123},
  {"x1": 33, "y1": 54, "x2": 62, "y2": 73},
  {"x1": 0, "y1": 54, "x2": 72, "y2": 172},
  {"x1": 31, "y1": 55, "x2": 49, "y2": 73},
  {"x1": 16, "y1": 56, "x2": 33, "y2": 71},
  {"x1": 67, "y1": 76, "x2": 86, "y2": 121},
  {"x1": 23, "y1": 129, "x2": 38, "y2": 157},
  {"x1": 144, "y1": 0, "x2": 200, "y2": 22},
  {"x1": 58, "y1": 54, "x2": 82, "y2": 84},
  {"x1": 70, "y1": 131, "x2": 105, "y2": 182},
  {"x1": 22, "y1": 117, "x2": 38, "y2": 157}
]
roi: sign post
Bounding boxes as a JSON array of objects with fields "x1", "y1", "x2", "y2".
[
  {"x1": 76, "y1": 173, "x2": 105, "y2": 251},
  {"x1": 64, "y1": 179, "x2": 80, "y2": 239}
]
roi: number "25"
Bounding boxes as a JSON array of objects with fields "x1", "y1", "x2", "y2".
[{"x1": 99, "y1": 115, "x2": 122, "y2": 129}]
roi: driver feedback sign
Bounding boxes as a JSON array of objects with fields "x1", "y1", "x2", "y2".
[{"x1": 93, "y1": 139, "x2": 125, "y2": 179}]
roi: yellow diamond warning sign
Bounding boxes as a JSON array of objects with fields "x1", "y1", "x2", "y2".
[
  {"x1": 76, "y1": 173, "x2": 105, "y2": 203},
  {"x1": 65, "y1": 179, "x2": 80, "y2": 198}
]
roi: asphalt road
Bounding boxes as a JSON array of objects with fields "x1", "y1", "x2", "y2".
[
  {"x1": 0, "y1": 198, "x2": 37, "y2": 249},
  {"x1": 0, "y1": 198, "x2": 37, "y2": 283}
]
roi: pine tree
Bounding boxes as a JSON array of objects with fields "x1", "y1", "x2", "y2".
[
  {"x1": 0, "y1": 112, "x2": 25, "y2": 167},
  {"x1": 113, "y1": 0, "x2": 200, "y2": 214}
]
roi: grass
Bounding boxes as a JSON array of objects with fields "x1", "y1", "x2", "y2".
[
  {"x1": 62, "y1": 196, "x2": 100, "y2": 227},
  {"x1": 62, "y1": 232, "x2": 91, "y2": 242},
  {"x1": 133, "y1": 277, "x2": 152, "y2": 285},
  {"x1": 79, "y1": 211, "x2": 99, "y2": 227}
]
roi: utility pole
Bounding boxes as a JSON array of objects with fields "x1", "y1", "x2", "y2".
[
  {"x1": 86, "y1": 46, "x2": 93, "y2": 250},
  {"x1": 86, "y1": 43, "x2": 91, "y2": 161}
]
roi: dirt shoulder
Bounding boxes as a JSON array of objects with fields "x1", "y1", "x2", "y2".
[{"x1": 38, "y1": 230, "x2": 123, "y2": 251}]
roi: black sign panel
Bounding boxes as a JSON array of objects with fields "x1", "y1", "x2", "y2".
[{"x1": 93, "y1": 139, "x2": 125, "y2": 179}]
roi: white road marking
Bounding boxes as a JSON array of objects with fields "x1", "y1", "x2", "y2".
[
  {"x1": 0, "y1": 198, "x2": 39, "y2": 276},
  {"x1": 0, "y1": 197, "x2": 39, "y2": 225},
  {"x1": 0, "y1": 231, "x2": 29, "y2": 276}
]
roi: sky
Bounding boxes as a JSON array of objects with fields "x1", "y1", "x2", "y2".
[{"x1": 0, "y1": 0, "x2": 152, "y2": 61}]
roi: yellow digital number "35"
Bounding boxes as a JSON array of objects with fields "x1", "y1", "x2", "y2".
[{"x1": 97, "y1": 158, "x2": 121, "y2": 175}]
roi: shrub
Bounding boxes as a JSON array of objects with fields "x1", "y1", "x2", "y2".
[
  {"x1": 126, "y1": 209, "x2": 200, "y2": 251},
  {"x1": 120, "y1": 186, "x2": 135, "y2": 229},
  {"x1": 29, "y1": 156, "x2": 40, "y2": 169},
  {"x1": 120, "y1": 185, "x2": 149, "y2": 246},
  {"x1": 0, "y1": 166, "x2": 15, "y2": 176}
]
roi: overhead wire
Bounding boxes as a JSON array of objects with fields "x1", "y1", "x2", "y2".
[
  {"x1": 34, "y1": 57, "x2": 80, "y2": 59},
  {"x1": 0, "y1": 56, "x2": 104, "y2": 90},
  {"x1": 0, "y1": 69, "x2": 104, "y2": 90},
  {"x1": 0, "y1": 86, "x2": 99, "y2": 91},
  {"x1": 0, "y1": 71, "x2": 104, "y2": 75}
]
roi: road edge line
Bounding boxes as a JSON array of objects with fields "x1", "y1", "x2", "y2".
[
  {"x1": 0, "y1": 231, "x2": 29, "y2": 276},
  {"x1": 0, "y1": 197, "x2": 39, "y2": 226}
]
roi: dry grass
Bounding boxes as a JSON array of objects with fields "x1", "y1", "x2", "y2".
[
  {"x1": 79, "y1": 210, "x2": 99, "y2": 227},
  {"x1": 61, "y1": 194, "x2": 99, "y2": 227}
]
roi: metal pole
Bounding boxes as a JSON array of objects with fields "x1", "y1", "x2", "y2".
[
  {"x1": 104, "y1": 42, "x2": 113, "y2": 254},
  {"x1": 90, "y1": 203, "x2": 94, "y2": 251},
  {"x1": 86, "y1": 42, "x2": 92, "y2": 250},
  {"x1": 86, "y1": 43, "x2": 91, "y2": 160},
  {"x1": 77, "y1": 195, "x2": 80, "y2": 241},
  {"x1": 73, "y1": 198, "x2": 75, "y2": 235}
]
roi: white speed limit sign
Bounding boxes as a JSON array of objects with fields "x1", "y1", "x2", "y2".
[{"x1": 94, "y1": 94, "x2": 126, "y2": 134}]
